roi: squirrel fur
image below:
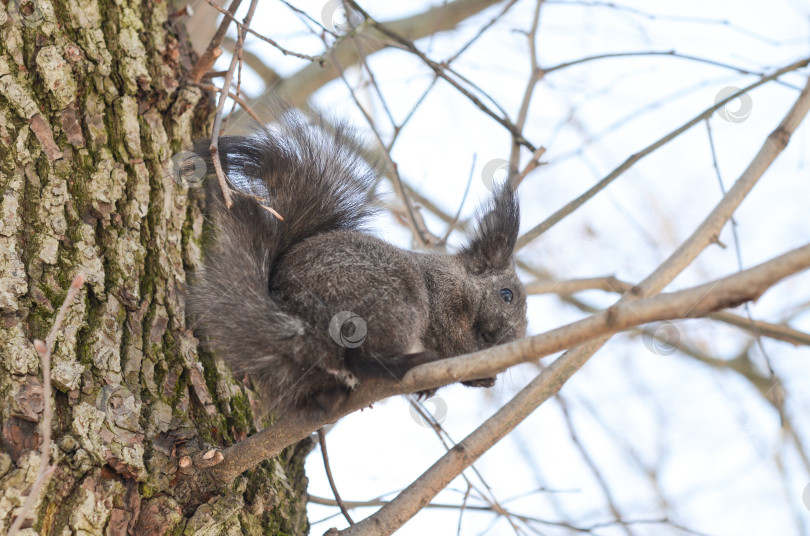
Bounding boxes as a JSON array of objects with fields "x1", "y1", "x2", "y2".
[{"x1": 188, "y1": 107, "x2": 528, "y2": 418}]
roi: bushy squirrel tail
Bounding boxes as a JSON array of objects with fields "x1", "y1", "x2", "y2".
[{"x1": 187, "y1": 107, "x2": 379, "y2": 411}]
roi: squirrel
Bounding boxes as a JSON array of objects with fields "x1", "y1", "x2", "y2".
[{"x1": 187, "y1": 106, "x2": 528, "y2": 418}]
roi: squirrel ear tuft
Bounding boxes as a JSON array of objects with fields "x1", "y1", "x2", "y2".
[{"x1": 459, "y1": 184, "x2": 520, "y2": 274}]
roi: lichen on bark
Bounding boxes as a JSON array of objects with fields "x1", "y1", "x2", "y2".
[{"x1": 0, "y1": 0, "x2": 312, "y2": 534}]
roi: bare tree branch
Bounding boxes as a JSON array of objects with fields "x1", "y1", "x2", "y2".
[
  {"x1": 528, "y1": 275, "x2": 810, "y2": 346},
  {"x1": 195, "y1": 83, "x2": 264, "y2": 126},
  {"x1": 230, "y1": 0, "x2": 506, "y2": 128},
  {"x1": 197, "y1": 240, "x2": 810, "y2": 494},
  {"x1": 208, "y1": 0, "x2": 259, "y2": 210},
  {"x1": 326, "y1": 48, "x2": 436, "y2": 247},
  {"x1": 335, "y1": 243, "x2": 810, "y2": 536},
  {"x1": 201, "y1": 0, "x2": 320, "y2": 61},
  {"x1": 347, "y1": 1, "x2": 537, "y2": 152},
  {"x1": 318, "y1": 428, "x2": 354, "y2": 526},
  {"x1": 334, "y1": 70, "x2": 810, "y2": 535},
  {"x1": 515, "y1": 56, "x2": 810, "y2": 251},
  {"x1": 188, "y1": 0, "x2": 243, "y2": 83},
  {"x1": 508, "y1": 0, "x2": 544, "y2": 179},
  {"x1": 557, "y1": 396, "x2": 634, "y2": 536}
]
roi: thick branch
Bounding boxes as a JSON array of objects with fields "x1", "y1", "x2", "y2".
[
  {"x1": 336, "y1": 70, "x2": 810, "y2": 535},
  {"x1": 405, "y1": 243, "x2": 810, "y2": 393},
  {"x1": 336, "y1": 243, "x2": 810, "y2": 536},
  {"x1": 202, "y1": 242, "x2": 810, "y2": 488},
  {"x1": 528, "y1": 275, "x2": 810, "y2": 346}
]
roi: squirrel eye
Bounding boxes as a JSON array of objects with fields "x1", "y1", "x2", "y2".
[{"x1": 499, "y1": 288, "x2": 513, "y2": 304}]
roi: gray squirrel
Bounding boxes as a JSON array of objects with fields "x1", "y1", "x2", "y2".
[{"x1": 188, "y1": 107, "x2": 527, "y2": 418}]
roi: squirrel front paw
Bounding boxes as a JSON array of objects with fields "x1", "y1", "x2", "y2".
[
  {"x1": 461, "y1": 377, "x2": 496, "y2": 388},
  {"x1": 325, "y1": 368, "x2": 360, "y2": 389}
]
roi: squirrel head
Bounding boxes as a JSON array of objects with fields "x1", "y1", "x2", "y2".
[{"x1": 456, "y1": 184, "x2": 528, "y2": 349}]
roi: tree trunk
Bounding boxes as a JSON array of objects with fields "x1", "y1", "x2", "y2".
[{"x1": 0, "y1": 1, "x2": 311, "y2": 534}]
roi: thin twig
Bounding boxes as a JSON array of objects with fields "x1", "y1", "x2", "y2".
[
  {"x1": 188, "y1": 0, "x2": 243, "y2": 83},
  {"x1": 346, "y1": 1, "x2": 537, "y2": 152},
  {"x1": 440, "y1": 155, "x2": 476, "y2": 245},
  {"x1": 195, "y1": 83, "x2": 264, "y2": 126},
  {"x1": 385, "y1": 77, "x2": 437, "y2": 152},
  {"x1": 709, "y1": 311, "x2": 810, "y2": 346},
  {"x1": 201, "y1": 0, "x2": 320, "y2": 61},
  {"x1": 509, "y1": 0, "x2": 544, "y2": 177},
  {"x1": 278, "y1": 0, "x2": 335, "y2": 36},
  {"x1": 456, "y1": 484, "x2": 472, "y2": 536},
  {"x1": 704, "y1": 117, "x2": 782, "y2": 421},
  {"x1": 8, "y1": 273, "x2": 85, "y2": 536},
  {"x1": 209, "y1": 0, "x2": 260, "y2": 209},
  {"x1": 325, "y1": 47, "x2": 435, "y2": 246},
  {"x1": 446, "y1": 0, "x2": 521, "y2": 64},
  {"x1": 407, "y1": 399, "x2": 525, "y2": 535},
  {"x1": 309, "y1": 494, "x2": 692, "y2": 533},
  {"x1": 352, "y1": 40, "x2": 397, "y2": 133},
  {"x1": 515, "y1": 146, "x2": 546, "y2": 187},
  {"x1": 557, "y1": 395, "x2": 634, "y2": 536},
  {"x1": 318, "y1": 428, "x2": 354, "y2": 526},
  {"x1": 515, "y1": 56, "x2": 810, "y2": 251},
  {"x1": 221, "y1": 38, "x2": 245, "y2": 134},
  {"x1": 543, "y1": 50, "x2": 793, "y2": 85}
]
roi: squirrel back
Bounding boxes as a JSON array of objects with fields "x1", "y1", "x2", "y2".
[{"x1": 189, "y1": 108, "x2": 527, "y2": 418}]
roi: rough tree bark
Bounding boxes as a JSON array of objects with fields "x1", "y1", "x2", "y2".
[{"x1": 0, "y1": 1, "x2": 311, "y2": 534}]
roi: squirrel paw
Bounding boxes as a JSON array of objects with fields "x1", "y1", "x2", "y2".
[
  {"x1": 325, "y1": 368, "x2": 360, "y2": 389},
  {"x1": 414, "y1": 388, "x2": 437, "y2": 400},
  {"x1": 461, "y1": 377, "x2": 496, "y2": 388}
]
